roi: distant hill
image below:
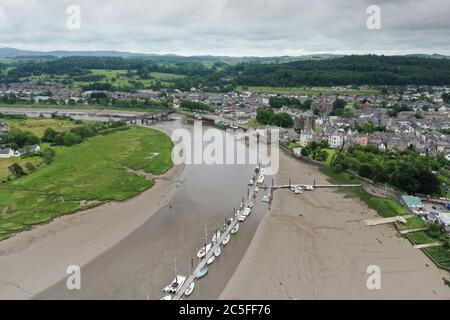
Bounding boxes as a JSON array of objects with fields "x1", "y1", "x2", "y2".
[{"x1": 0, "y1": 47, "x2": 345, "y2": 63}]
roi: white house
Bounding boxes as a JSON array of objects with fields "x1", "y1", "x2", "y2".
[
  {"x1": 0, "y1": 148, "x2": 14, "y2": 158},
  {"x1": 328, "y1": 134, "x2": 344, "y2": 149},
  {"x1": 300, "y1": 130, "x2": 314, "y2": 146}
]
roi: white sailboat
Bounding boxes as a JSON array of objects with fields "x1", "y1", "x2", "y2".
[
  {"x1": 231, "y1": 223, "x2": 240, "y2": 234},
  {"x1": 163, "y1": 259, "x2": 186, "y2": 294},
  {"x1": 184, "y1": 282, "x2": 195, "y2": 296},
  {"x1": 238, "y1": 214, "x2": 246, "y2": 222},
  {"x1": 243, "y1": 207, "x2": 251, "y2": 217},
  {"x1": 197, "y1": 243, "x2": 211, "y2": 258},
  {"x1": 197, "y1": 224, "x2": 212, "y2": 258},
  {"x1": 214, "y1": 245, "x2": 221, "y2": 257}
]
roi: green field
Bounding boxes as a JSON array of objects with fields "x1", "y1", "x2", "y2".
[
  {"x1": 6, "y1": 117, "x2": 77, "y2": 136},
  {"x1": 0, "y1": 157, "x2": 43, "y2": 182},
  {"x1": 0, "y1": 126, "x2": 173, "y2": 240},
  {"x1": 424, "y1": 246, "x2": 450, "y2": 269},
  {"x1": 406, "y1": 231, "x2": 437, "y2": 245},
  {"x1": 20, "y1": 68, "x2": 179, "y2": 89},
  {"x1": 236, "y1": 86, "x2": 380, "y2": 96}
]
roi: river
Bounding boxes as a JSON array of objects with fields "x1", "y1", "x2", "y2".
[{"x1": 35, "y1": 117, "x2": 271, "y2": 300}]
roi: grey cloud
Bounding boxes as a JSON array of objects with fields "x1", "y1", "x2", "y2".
[{"x1": 0, "y1": 0, "x2": 449, "y2": 56}]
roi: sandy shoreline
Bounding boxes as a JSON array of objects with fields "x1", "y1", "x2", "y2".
[
  {"x1": 220, "y1": 151, "x2": 450, "y2": 299},
  {"x1": 0, "y1": 161, "x2": 184, "y2": 299}
]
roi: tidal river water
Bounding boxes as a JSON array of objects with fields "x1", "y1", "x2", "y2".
[{"x1": 36, "y1": 117, "x2": 272, "y2": 299}]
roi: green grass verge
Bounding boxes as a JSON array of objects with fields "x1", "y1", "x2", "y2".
[
  {"x1": 406, "y1": 231, "x2": 437, "y2": 245},
  {"x1": 423, "y1": 246, "x2": 450, "y2": 269},
  {"x1": 395, "y1": 216, "x2": 427, "y2": 231},
  {"x1": 0, "y1": 126, "x2": 173, "y2": 239}
]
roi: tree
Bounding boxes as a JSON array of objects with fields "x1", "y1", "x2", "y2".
[
  {"x1": 8, "y1": 163, "x2": 26, "y2": 177},
  {"x1": 255, "y1": 108, "x2": 273, "y2": 125},
  {"x1": 62, "y1": 132, "x2": 82, "y2": 146},
  {"x1": 333, "y1": 99, "x2": 347, "y2": 110},
  {"x1": 42, "y1": 128, "x2": 58, "y2": 143},
  {"x1": 25, "y1": 162, "x2": 36, "y2": 173},
  {"x1": 358, "y1": 164, "x2": 373, "y2": 178},
  {"x1": 391, "y1": 163, "x2": 420, "y2": 194},
  {"x1": 301, "y1": 148, "x2": 310, "y2": 157},
  {"x1": 42, "y1": 147, "x2": 56, "y2": 164},
  {"x1": 271, "y1": 112, "x2": 294, "y2": 128},
  {"x1": 419, "y1": 171, "x2": 439, "y2": 195}
]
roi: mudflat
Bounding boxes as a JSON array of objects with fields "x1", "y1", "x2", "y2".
[{"x1": 220, "y1": 151, "x2": 450, "y2": 299}]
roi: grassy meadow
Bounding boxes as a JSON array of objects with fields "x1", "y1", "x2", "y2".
[{"x1": 0, "y1": 126, "x2": 173, "y2": 240}]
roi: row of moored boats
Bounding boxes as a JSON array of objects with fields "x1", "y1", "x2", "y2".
[{"x1": 162, "y1": 166, "x2": 263, "y2": 300}]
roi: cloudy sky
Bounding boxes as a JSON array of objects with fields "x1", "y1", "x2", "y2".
[{"x1": 0, "y1": 0, "x2": 449, "y2": 56}]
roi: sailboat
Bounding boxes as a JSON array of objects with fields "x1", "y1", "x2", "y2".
[
  {"x1": 214, "y1": 245, "x2": 222, "y2": 257},
  {"x1": 163, "y1": 258, "x2": 186, "y2": 294},
  {"x1": 197, "y1": 223, "x2": 212, "y2": 258},
  {"x1": 184, "y1": 282, "x2": 195, "y2": 296},
  {"x1": 231, "y1": 223, "x2": 240, "y2": 234}
]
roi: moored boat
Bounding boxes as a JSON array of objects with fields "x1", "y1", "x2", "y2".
[
  {"x1": 211, "y1": 231, "x2": 221, "y2": 244},
  {"x1": 196, "y1": 267, "x2": 208, "y2": 279},
  {"x1": 214, "y1": 245, "x2": 221, "y2": 257},
  {"x1": 222, "y1": 234, "x2": 230, "y2": 245},
  {"x1": 197, "y1": 243, "x2": 212, "y2": 258},
  {"x1": 184, "y1": 282, "x2": 195, "y2": 296},
  {"x1": 207, "y1": 254, "x2": 215, "y2": 265},
  {"x1": 163, "y1": 275, "x2": 186, "y2": 294},
  {"x1": 231, "y1": 223, "x2": 240, "y2": 234}
]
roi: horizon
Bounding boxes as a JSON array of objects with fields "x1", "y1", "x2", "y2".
[{"x1": 1, "y1": 46, "x2": 449, "y2": 59}]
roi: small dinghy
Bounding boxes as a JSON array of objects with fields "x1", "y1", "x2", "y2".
[
  {"x1": 163, "y1": 275, "x2": 186, "y2": 294},
  {"x1": 248, "y1": 178, "x2": 254, "y2": 186},
  {"x1": 214, "y1": 245, "x2": 221, "y2": 257},
  {"x1": 184, "y1": 282, "x2": 195, "y2": 296},
  {"x1": 243, "y1": 207, "x2": 251, "y2": 216},
  {"x1": 196, "y1": 267, "x2": 208, "y2": 279},
  {"x1": 161, "y1": 295, "x2": 172, "y2": 300},
  {"x1": 207, "y1": 254, "x2": 215, "y2": 265},
  {"x1": 197, "y1": 243, "x2": 211, "y2": 258},
  {"x1": 255, "y1": 187, "x2": 259, "y2": 192},
  {"x1": 231, "y1": 223, "x2": 240, "y2": 234},
  {"x1": 248, "y1": 201, "x2": 253, "y2": 208},
  {"x1": 238, "y1": 215, "x2": 246, "y2": 222},
  {"x1": 222, "y1": 234, "x2": 230, "y2": 245}
]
